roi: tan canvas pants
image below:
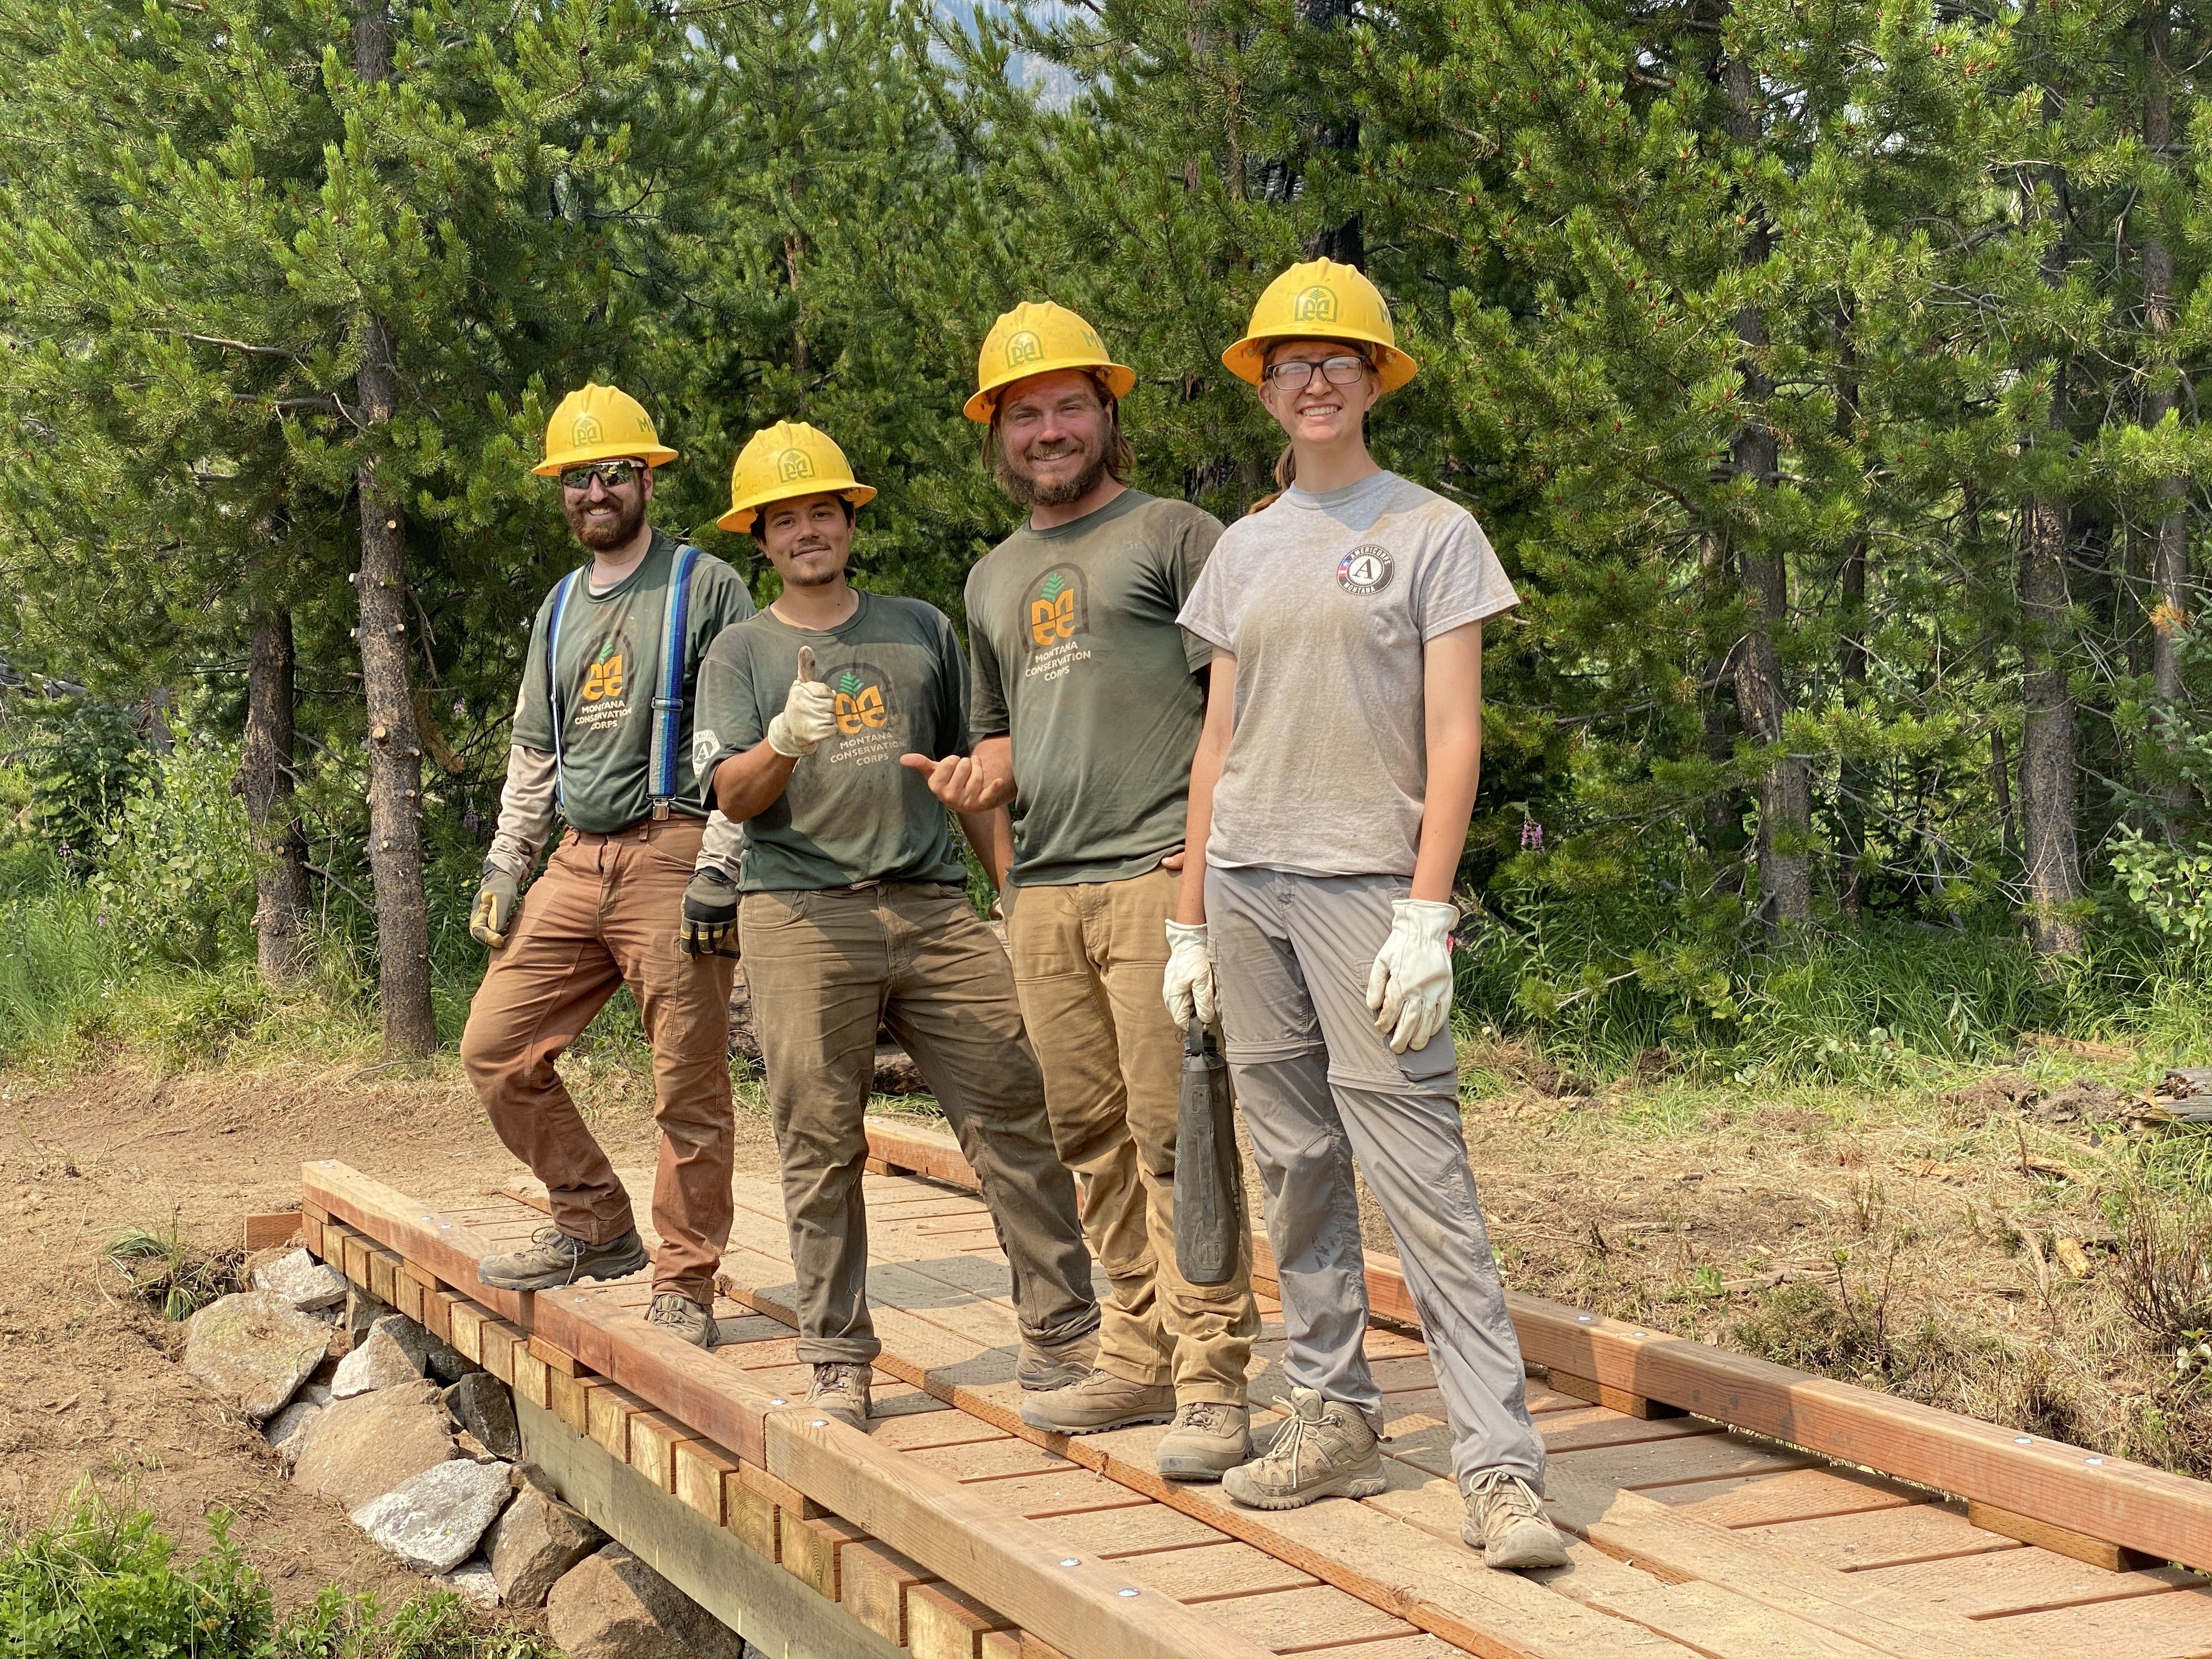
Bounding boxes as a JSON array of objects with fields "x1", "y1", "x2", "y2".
[
  {"x1": 1006, "y1": 866, "x2": 1258, "y2": 1404},
  {"x1": 741, "y1": 881, "x2": 1099, "y2": 1367},
  {"x1": 460, "y1": 816, "x2": 737, "y2": 1303}
]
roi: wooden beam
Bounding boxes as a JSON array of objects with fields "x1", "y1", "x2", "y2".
[
  {"x1": 1548, "y1": 1368, "x2": 1686, "y2": 1421},
  {"x1": 512, "y1": 1345, "x2": 552, "y2": 1412},
  {"x1": 674, "y1": 1440, "x2": 741, "y2": 1526},
  {"x1": 910, "y1": 1580, "x2": 1015, "y2": 1659},
  {"x1": 242, "y1": 1211, "x2": 300, "y2": 1251},
  {"x1": 842, "y1": 1540, "x2": 939, "y2": 1646},
  {"x1": 628, "y1": 1408, "x2": 696, "y2": 1493},
  {"x1": 783, "y1": 1513, "x2": 872, "y2": 1602},
  {"x1": 1966, "y1": 1499, "x2": 2158, "y2": 1572}
]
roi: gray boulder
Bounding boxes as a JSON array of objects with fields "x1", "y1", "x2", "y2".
[
  {"x1": 263, "y1": 1398, "x2": 322, "y2": 1470},
  {"x1": 291, "y1": 1378, "x2": 455, "y2": 1512},
  {"x1": 546, "y1": 1544, "x2": 747, "y2": 1659},
  {"x1": 331, "y1": 1328, "x2": 421, "y2": 1398},
  {"x1": 252, "y1": 1248, "x2": 349, "y2": 1313},
  {"x1": 437, "y1": 1555, "x2": 502, "y2": 1608},
  {"x1": 184, "y1": 1292, "x2": 330, "y2": 1421},
  {"x1": 334, "y1": 1288, "x2": 393, "y2": 1356},
  {"x1": 488, "y1": 1479, "x2": 605, "y2": 1609},
  {"x1": 350, "y1": 1457, "x2": 515, "y2": 1574},
  {"x1": 367, "y1": 1313, "x2": 433, "y2": 1372},
  {"x1": 444, "y1": 1371, "x2": 520, "y2": 1460}
]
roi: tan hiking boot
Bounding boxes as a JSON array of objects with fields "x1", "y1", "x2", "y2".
[
  {"x1": 645, "y1": 1293, "x2": 714, "y2": 1348},
  {"x1": 807, "y1": 1362, "x2": 872, "y2": 1431},
  {"x1": 1017, "y1": 1332, "x2": 1099, "y2": 1392},
  {"x1": 477, "y1": 1225, "x2": 648, "y2": 1290},
  {"x1": 1018, "y1": 1368, "x2": 1175, "y2": 1435},
  {"x1": 1221, "y1": 1387, "x2": 1385, "y2": 1510},
  {"x1": 1462, "y1": 1470, "x2": 1569, "y2": 1570},
  {"x1": 1156, "y1": 1402, "x2": 1251, "y2": 1480}
]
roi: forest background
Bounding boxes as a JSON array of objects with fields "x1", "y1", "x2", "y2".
[{"x1": 5, "y1": 0, "x2": 2212, "y2": 1080}]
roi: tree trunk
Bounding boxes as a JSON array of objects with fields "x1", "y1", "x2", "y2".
[
  {"x1": 2142, "y1": 5, "x2": 2188, "y2": 823},
  {"x1": 1835, "y1": 318, "x2": 1869, "y2": 921},
  {"x1": 1723, "y1": 54, "x2": 1810, "y2": 929},
  {"x1": 243, "y1": 600, "x2": 311, "y2": 984},
  {"x1": 352, "y1": 0, "x2": 437, "y2": 1056}
]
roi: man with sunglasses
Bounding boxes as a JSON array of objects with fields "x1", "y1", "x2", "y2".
[{"x1": 460, "y1": 383, "x2": 757, "y2": 1348}]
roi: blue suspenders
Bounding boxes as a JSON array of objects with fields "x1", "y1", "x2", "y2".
[{"x1": 544, "y1": 544, "x2": 701, "y2": 821}]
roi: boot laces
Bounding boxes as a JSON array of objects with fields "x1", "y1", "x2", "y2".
[
  {"x1": 1475, "y1": 1470, "x2": 1544, "y2": 1522},
  {"x1": 812, "y1": 1362, "x2": 867, "y2": 1396},
  {"x1": 1178, "y1": 1402, "x2": 1233, "y2": 1433},
  {"x1": 528, "y1": 1225, "x2": 586, "y2": 1260}
]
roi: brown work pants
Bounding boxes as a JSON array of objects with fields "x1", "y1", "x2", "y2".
[
  {"x1": 460, "y1": 816, "x2": 737, "y2": 1303},
  {"x1": 1006, "y1": 866, "x2": 1258, "y2": 1404},
  {"x1": 741, "y1": 881, "x2": 1098, "y2": 1368}
]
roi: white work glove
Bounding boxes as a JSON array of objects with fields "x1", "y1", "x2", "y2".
[
  {"x1": 766, "y1": 644, "x2": 837, "y2": 758},
  {"x1": 1163, "y1": 921, "x2": 1217, "y2": 1026},
  {"x1": 1366, "y1": 899, "x2": 1458, "y2": 1055}
]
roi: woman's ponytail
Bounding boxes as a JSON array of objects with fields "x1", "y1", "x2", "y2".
[{"x1": 1246, "y1": 444, "x2": 1297, "y2": 517}]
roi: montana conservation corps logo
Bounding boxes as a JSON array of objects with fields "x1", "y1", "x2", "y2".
[
  {"x1": 776, "y1": 447, "x2": 816, "y2": 484},
  {"x1": 571, "y1": 411, "x2": 606, "y2": 447},
  {"x1": 1293, "y1": 285, "x2": 1340, "y2": 324},
  {"x1": 1005, "y1": 330, "x2": 1045, "y2": 368},
  {"x1": 834, "y1": 668, "x2": 888, "y2": 735},
  {"x1": 581, "y1": 637, "x2": 625, "y2": 702},
  {"x1": 1337, "y1": 544, "x2": 1393, "y2": 596},
  {"x1": 1028, "y1": 565, "x2": 1088, "y2": 648}
]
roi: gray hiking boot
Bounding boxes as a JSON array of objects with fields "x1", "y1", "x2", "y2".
[
  {"x1": 477, "y1": 1225, "x2": 649, "y2": 1291},
  {"x1": 807, "y1": 1362, "x2": 872, "y2": 1431},
  {"x1": 645, "y1": 1293, "x2": 715, "y2": 1349},
  {"x1": 1462, "y1": 1470, "x2": 1569, "y2": 1570},
  {"x1": 1017, "y1": 1333, "x2": 1099, "y2": 1392},
  {"x1": 1018, "y1": 1368, "x2": 1176, "y2": 1435},
  {"x1": 1156, "y1": 1401, "x2": 1251, "y2": 1480},
  {"x1": 1221, "y1": 1386, "x2": 1385, "y2": 1510}
]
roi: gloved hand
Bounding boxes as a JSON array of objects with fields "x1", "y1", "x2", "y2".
[
  {"x1": 767, "y1": 644, "x2": 837, "y2": 758},
  {"x1": 1366, "y1": 899, "x2": 1458, "y2": 1055},
  {"x1": 1163, "y1": 921, "x2": 1216, "y2": 1026},
  {"x1": 470, "y1": 868, "x2": 520, "y2": 949},
  {"x1": 678, "y1": 866, "x2": 738, "y2": 958}
]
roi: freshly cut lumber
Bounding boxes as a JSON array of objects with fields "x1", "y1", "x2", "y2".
[
  {"x1": 1862, "y1": 1545, "x2": 2198, "y2": 1620},
  {"x1": 909, "y1": 1580, "x2": 1015, "y2": 1659},
  {"x1": 588, "y1": 1382, "x2": 648, "y2": 1460},
  {"x1": 842, "y1": 1540, "x2": 939, "y2": 1645},
  {"x1": 511, "y1": 1345, "x2": 551, "y2": 1410},
  {"x1": 479, "y1": 1316, "x2": 524, "y2": 1384},
  {"x1": 242, "y1": 1211, "x2": 300, "y2": 1251},
  {"x1": 742, "y1": 1458, "x2": 828, "y2": 1521},
  {"x1": 783, "y1": 1513, "x2": 872, "y2": 1602},
  {"x1": 627, "y1": 1408, "x2": 695, "y2": 1492},
  {"x1": 1965, "y1": 1499, "x2": 2157, "y2": 1572},
  {"x1": 1547, "y1": 1368, "x2": 1687, "y2": 1421},
  {"x1": 673, "y1": 1439, "x2": 741, "y2": 1525},
  {"x1": 729, "y1": 1475, "x2": 781, "y2": 1563}
]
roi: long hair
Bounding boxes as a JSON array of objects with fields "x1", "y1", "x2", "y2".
[{"x1": 1246, "y1": 445, "x2": 1296, "y2": 517}]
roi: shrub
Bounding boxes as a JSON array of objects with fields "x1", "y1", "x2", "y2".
[{"x1": 88, "y1": 733, "x2": 256, "y2": 969}]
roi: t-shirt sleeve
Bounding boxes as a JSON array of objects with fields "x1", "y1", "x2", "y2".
[
  {"x1": 1414, "y1": 510, "x2": 1520, "y2": 641},
  {"x1": 1165, "y1": 507, "x2": 1225, "y2": 673},
  {"x1": 511, "y1": 593, "x2": 557, "y2": 751},
  {"x1": 936, "y1": 610, "x2": 975, "y2": 760},
  {"x1": 964, "y1": 567, "x2": 1011, "y2": 738},
  {"x1": 1176, "y1": 536, "x2": 1238, "y2": 656},
  {"x1": 693, "y1": 557, "x2": 758, "y2": 651},
  {"x1": 691, "y1": 629, "x2": 763, "y2": 788}
]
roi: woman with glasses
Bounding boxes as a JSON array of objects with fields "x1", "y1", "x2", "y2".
[{"x1": 1164, "y1": 261, "x2": 1566, "y2": 1570}]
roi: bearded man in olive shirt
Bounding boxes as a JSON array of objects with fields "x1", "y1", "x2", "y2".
[{"x1": 908, "y1": 303, "x2": 1260, "y2": 1480}]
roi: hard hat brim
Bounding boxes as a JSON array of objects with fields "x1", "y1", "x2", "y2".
[
  {"x1": 964, "y1": 360, "x2": 1138, "y2": 424},
  {"x1": 533, "y1": 441, "x2": 680, "y2": 477},
  {"x1": 1222, "y1": 331, "x2": 1417, "y2": 394},
  {"x1": 716, "y1": 483, "x2": 877, "y2": 534}
]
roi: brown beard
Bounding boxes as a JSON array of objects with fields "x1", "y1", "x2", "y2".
[
  {"x1": 563, "y1": 488, "x2": 647, "y2": 551},
  {"x1": 996, "y1": 433, "x2": 1110, "y2": 509}
]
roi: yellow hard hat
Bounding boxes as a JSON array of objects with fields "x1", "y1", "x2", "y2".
[
  {"x1": 717, "y1": 421, "x2": 877, "y2": 533},
  {"x1": 1221, "y1": 260, "x2": 1417, "y2": 393},
  {"x1": 964, "y1": 301, "x2": 1137, "y2": 423},
  {"x1": 533, "y1": 382, "x2": 680, "y2": 476}
]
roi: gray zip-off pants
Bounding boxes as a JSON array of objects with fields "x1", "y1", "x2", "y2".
[{"x1": 1207, "y1": 864, "x2": 1545, "y2": 1492}]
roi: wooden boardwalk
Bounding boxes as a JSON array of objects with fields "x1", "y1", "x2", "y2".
[{"x1": 300, "y1": 1128, "x2": 2212, "y2": 1658}]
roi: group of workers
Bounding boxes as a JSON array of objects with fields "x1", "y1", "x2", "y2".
[{"x1": 454, "y1": 258, "x2": 1567, "y2": 1571}]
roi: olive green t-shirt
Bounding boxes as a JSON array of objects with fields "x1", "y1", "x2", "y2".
[
  {"x1": 512, "y1": 531, "x2": 758, "y2": 834},
  {"x1": 966, "y1": 488, "x2": 1221, "y2": 886},
  {"x1": 693, "y1": 591, "x2": 972, "y2": 891}
]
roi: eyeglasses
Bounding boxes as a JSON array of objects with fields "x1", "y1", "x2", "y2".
[
  {"x1": 556, "y1": 459, "x2": 644, "y2": 490},
  {"x1": 1263, "y1": 354, "x2": 1372, "y2": 391}
]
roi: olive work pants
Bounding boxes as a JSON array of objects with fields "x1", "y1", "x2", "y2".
[
  {"x1": 460, "y1": 816, "x2": 738, "y2": 1305},
  {"x1": 740, "y1": 881, "x2": 1100, "y2": 1368},
  {"x1": 1006, "y1": 866, "x2": 1259, "y2": 1405}
]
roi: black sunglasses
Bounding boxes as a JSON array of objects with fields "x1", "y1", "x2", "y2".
[
  {"x1": 556, "y1": 459, "x2": 645, "y2": 490},
  {"x1": 1263, "y1": 354, "x2": 1372, "y2": 390}
]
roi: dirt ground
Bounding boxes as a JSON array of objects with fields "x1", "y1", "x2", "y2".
[{"x1": 2, "y1": 1036, "x2": 2204, "y2": 1629}]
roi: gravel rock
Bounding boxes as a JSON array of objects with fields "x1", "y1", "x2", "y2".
[
  {"x1": 488, "y1": 1480, "x2": 606, "y2": 1609},
  {"x1": 291, "y1": 1378, "x2": 455, "y2": 1511},
  {"x1": 546, "y1": 1544, "x2": 747, "y2": 1658},
  {"x1": 351, "y1": 1457, "x2": 515, "y2": 1574},
  {"x1": 252, "y1": 1248, "x2": 350, "y2": 1313},
  {"x1": 184, "y1": 1292, "x2": 331, "y2": 1422},
  {"x1": 331, "y1": 1328, "x2": 422, "y2": 1398},
  {"x1": 444, "y1": 1371, "x2": 521, "y2": 1460}
]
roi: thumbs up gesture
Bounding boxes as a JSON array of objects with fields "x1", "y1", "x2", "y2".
[{"x1": 768, "y1": 644, "x2": 839, "y2": 758}]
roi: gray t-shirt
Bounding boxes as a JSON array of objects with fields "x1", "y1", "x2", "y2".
[{"x1": 1178, "y1": 471, "x2": 1518, "y2": 877}]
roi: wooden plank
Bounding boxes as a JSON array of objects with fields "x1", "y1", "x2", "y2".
[
  {"x1": 1545, "y1": 1431, "x2": 1816, "y2": 1491},
  {"x1": 864, "y1": 1117, "x2": 981, "y2": 1188},
  {"x1": 403, "y1": 1258, "x2": 439, "y2": 1291},
  {"x1": 512, "y1": 1346, "x2": 552, "y2": 1412},
  {"x1": 674, "y1": 1439, "x2": 741, "y2": 1526},
  {"x1": 784, "y1": 1513, "x2": 873, "y2": 1602},
  {"x1": 550, "y1": 1369, "x2": 597, "y2": 1435},
  {"x1": 368, "y1": 1245, "x2": 403, "y2": 1306},
  {"x1": 479, "y1": 1316, "x2": 524, "y2": 1385},
  {"x1": 300, "y1": 1211, "x2": 325, "y2": 1259},
  {"x1": 243, "y1": 1211, "x2": 300, "y2": 1251},
  {"x1": 1861, "y1": 1547, "x2": 2200, "y2": 1620},
  {"x1": 1973, "y1": 1585, "x2": 2212, "y2": 1659},
  {"x1": 730, "y1": 1475, "x2": 782, "y2": 1563},
  {"x1": 1114, "y1": 1541, "x2": 1314, "y2": 1601},
  {"x1": 910, "y1": 1580, "x2": 1015, "y2": 1659},
  {"x1": 1967, "y1": 1498, "x2": 2159, "y2": 1572},
  {"x1": 1188, "y1": 1585, "x2": 1411, "y2": 1651},
  {"x1": 1548, "y1": 1368, "x2": 1688, "y2": 1421},
  {"x1": 531, "y1": 1335, "x2": 588, "y2": 1378},
  {"x1": 743, "y1": 1457, "x2": 830, "y2": 1521},
  {"x1": 628, "y1": 1408, "x2": 695, "y2": 1493},
  {"x1": 392, "y1": 1272, "x2": 426, "y2": 1325},
  {"x1": 421, "y1": 1288, "x2": 456, "y2": 1345},
  {"x1": 588, "y1": 1383, "x2": 648, "y2": 1461},
  {"x1": 843, "y1": 1539, "x2": 940, "y2": 1645},
  {"x1": 1647, "y1": 1466, "x2": 1921, "y2": 1528},
  {"x1": 340, "y1": 1229, "x2": 373, "y2": 1289},
  {"x1": 1746, "y1": 1503, "x2": 2017, "y2": 1571},
  {"x1": 980, "y1": 1630, "x2": 1022, "y2": 1659},
  {"x1": 449, "y1": 1299, "x2": 488, "y2": 1364}
]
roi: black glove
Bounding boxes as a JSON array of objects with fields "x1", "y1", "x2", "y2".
[
  {"x1": 679, "y1": 866, "x2": 738, "y2": 958},
  {"x1": 470, "y1": 867, "x2": 520, "y2": 948}
]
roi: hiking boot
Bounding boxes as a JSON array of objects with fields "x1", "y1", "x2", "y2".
[
  {"x1": 477, "y1": 1226, "x2": 649, "y2": 1291},
  {"x1": 806, "y1": 1362, "x2": 872, "y2": 1431},
  {"x1": 1018, "y1": 1368, "x2": 1175, "y2": 1435},
  {"x1": 1221, "y1": 1387, "x2": 1385, "y2": 1510},
  {"x1": 1155, "y1": 1402, "x2": 1251, "y2": 1480},
  {"x1": 645, "y1": 1293, "x2": 715, "y2": 1348},
  {"x1": 1462, "y1": 1470, "x2": 1570, "y2": 1571},
  {"x1": 1017, "y1": 1333, "x2": 1099, "y2": 1392}
]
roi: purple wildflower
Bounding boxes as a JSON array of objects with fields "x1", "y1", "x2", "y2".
[{"x1": 1520, "y1": 821, "x2": 1544, "y2": 852}]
